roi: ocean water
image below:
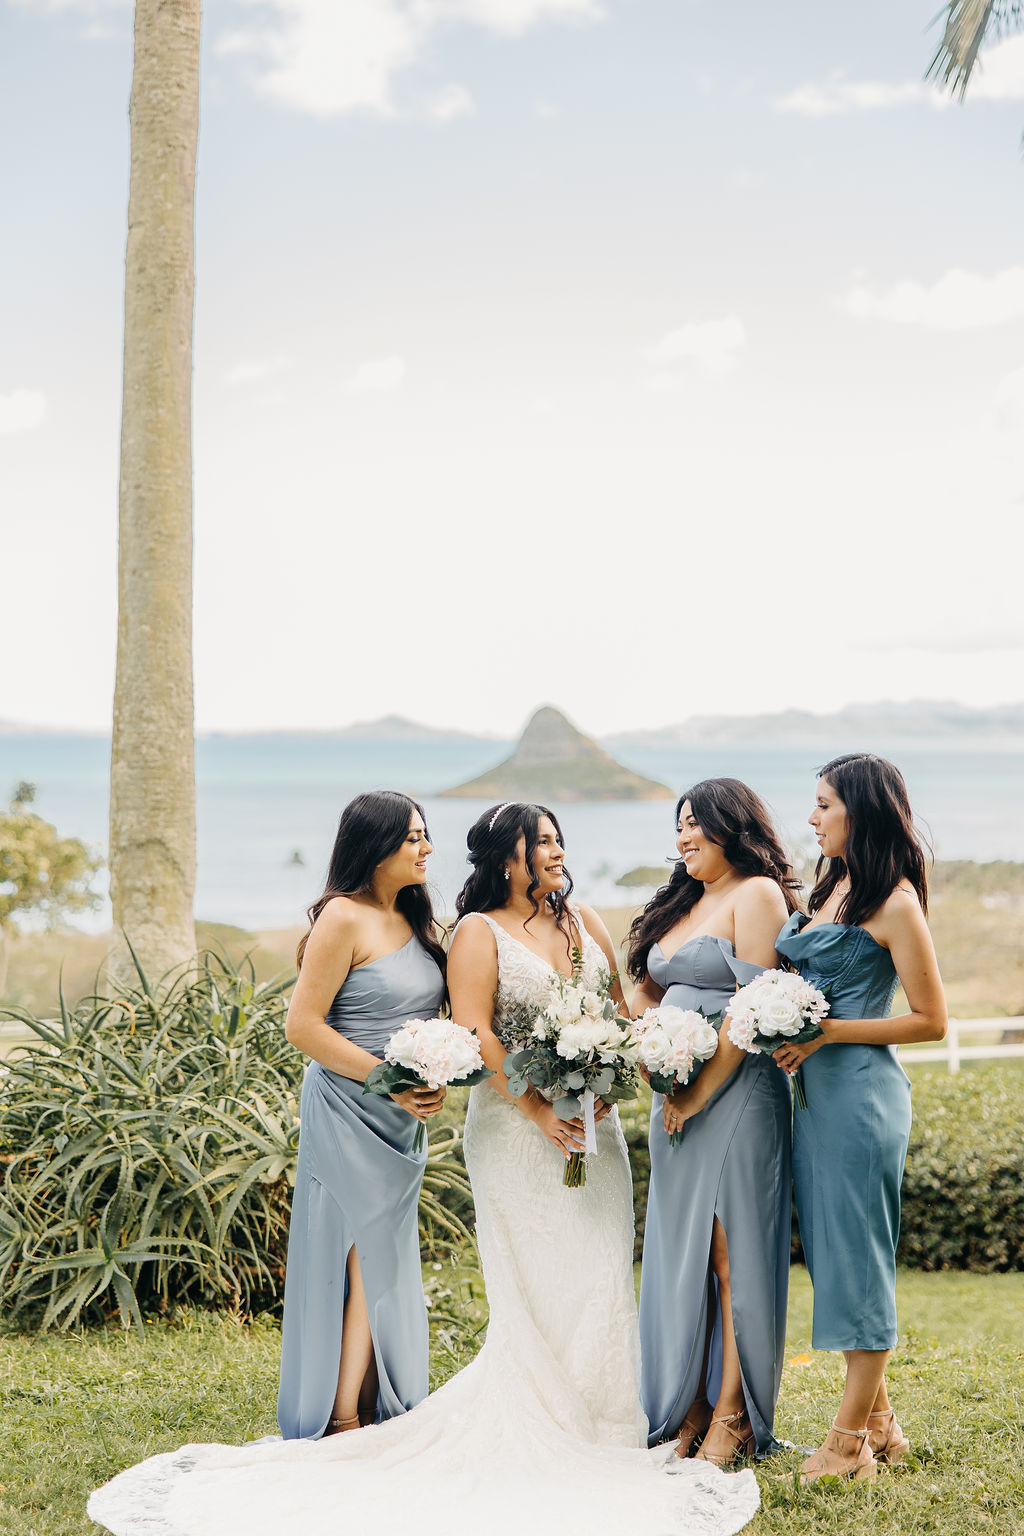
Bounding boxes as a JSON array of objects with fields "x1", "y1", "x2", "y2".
[{"x1": 1, "y1": 733, "x2": 1022, "y2": 931}]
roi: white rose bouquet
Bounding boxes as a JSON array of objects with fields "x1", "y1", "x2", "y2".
[
  {"x1": 363, "y1": 1017, "x2": 493, "y2": 1150},
  {"x1": 503, "y1": 967, "x2": 639, "y2": 1187},
  {"x1": 631, "y1": 1005, "x2": 721, "y2": 1145},
  {"x1": 725, "y1": 970, "x2": 830, "y2": 1108}
]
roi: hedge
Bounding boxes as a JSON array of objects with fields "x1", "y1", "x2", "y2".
[{"x1": 618, "y1": 1071, "x2": 1024, "y2": 1272}]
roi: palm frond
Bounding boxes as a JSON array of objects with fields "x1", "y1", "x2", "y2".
[{"x1": 928, "y1": 0, "x2": 1024, "y2": 98}]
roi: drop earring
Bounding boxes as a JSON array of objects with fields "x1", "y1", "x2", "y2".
[{"x1": 503, "y1": 868, "x2": 510, "y2": 881}]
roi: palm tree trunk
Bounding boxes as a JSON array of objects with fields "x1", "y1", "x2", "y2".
[{"x1": 109, "y1": 0, "x2": 201, "y2": 984}]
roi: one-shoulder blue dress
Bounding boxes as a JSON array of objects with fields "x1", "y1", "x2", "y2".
[
  {"x1": 638, "y1": 935, "x2": 792, "y2": 1458},
  {"x1": 776, "y1": 912, "x2": 911, "y2": 1352},
  {"x1": 277, "y1": 935, "x2": 445, "y2": 1439}
]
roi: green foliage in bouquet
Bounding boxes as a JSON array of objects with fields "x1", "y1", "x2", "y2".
[
  {"x1": 0, "y1": 949, "x2": 482, "y2": 1331},
  {"x1": 503, "y1": 1038, "x2": 638, "y2": 1124}
]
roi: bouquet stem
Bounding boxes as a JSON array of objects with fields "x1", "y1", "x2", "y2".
[
  {"x1": 563, "y1": 1152, "x2": 587, "y2": 1188},
  {"x1": 793, "y1": 1070, "x2": 808, "y2": 1111},
  {"x1": 412, "y1": 1122, "x2": 425, "y2": 1154}
]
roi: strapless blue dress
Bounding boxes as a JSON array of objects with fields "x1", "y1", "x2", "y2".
[
  {"x1": 638, "y1": 935, "x2": 792, "y2": 1457},
  {"x1": 776, "y1": 912, "x2": 911, "y2": 1351},
  {"x1": 277, "y1": 936, "x2": 445, "y2": 1439}
]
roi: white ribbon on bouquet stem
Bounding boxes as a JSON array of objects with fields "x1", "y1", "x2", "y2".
[{"x1": 581, "y1": 1089, "x2": 598, "y2": 1154}]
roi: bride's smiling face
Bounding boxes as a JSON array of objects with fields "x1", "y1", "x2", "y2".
[{"x1": 509, "y1": 815, "x2": 566, "y2": 896}]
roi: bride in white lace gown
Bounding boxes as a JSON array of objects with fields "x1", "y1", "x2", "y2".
[{"x1": 88, "y1": 805, "x2": 758, "y2": 1536}]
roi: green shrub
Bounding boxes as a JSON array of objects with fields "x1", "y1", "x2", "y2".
[
  {"x1": 899, "y1": 1068, "x2": 1024, "y2": 1271},
  {"x1": 620, "y1": 1069, "x2": 1024, "y2": 1274},
  {"x1": 0, "y1": 951, "x2": 475, "y2": 1331}
]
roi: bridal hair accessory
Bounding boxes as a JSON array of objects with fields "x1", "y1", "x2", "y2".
[{"x1": 488, "y1": 803, "x2": 514, "y2": 833}]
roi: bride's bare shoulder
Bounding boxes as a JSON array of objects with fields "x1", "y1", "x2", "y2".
[{"x1": 449, "y1": 911, "x2": 499, "y2": 962}]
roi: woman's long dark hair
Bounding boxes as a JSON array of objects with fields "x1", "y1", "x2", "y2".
[
  {"x1": 454, "y1": 802, "x2": 575, "y2": 934},
  {"x1": 808, "y1": 753, "x2": 929, "y2": 927},
  {"x1": 626, "y1": 778, "x2": 801, "y2": 983},
  {"x1": 296, "y1": 790, "x2": 447, "y2": 978}
]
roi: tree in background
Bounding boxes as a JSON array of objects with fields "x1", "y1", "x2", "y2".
[
  {"x1": 929, "y1": 1, "x2": 1024, "y2": 95},
  {"x1": 108, "y1": 0, "x2": 201, "y2": 984},
  {"x1": 0, "y1": 784, "x2": 102, "y2": 994}
]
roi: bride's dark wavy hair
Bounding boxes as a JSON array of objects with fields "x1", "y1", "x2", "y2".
[
  {"x1": 454, "y1": 802, "x2": 575, "y2": 933},
  {"x1": 626, "y1": 778, "x2": 801, "y2": 983},
  {"x1": 809, "y1": 753, "x2": 930, "y2": 928},
  {"x1": 296, "y1": 790, "x2": 447, "y2": 979}
]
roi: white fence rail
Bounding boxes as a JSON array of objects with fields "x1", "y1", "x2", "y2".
[{"x1": 899, "y1": 1017, "x2": 1024, "y2": 1073}]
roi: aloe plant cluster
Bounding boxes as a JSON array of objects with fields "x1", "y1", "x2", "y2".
[{"x1": 0, "y1": 950, "x2": 477, "y2": 1332}]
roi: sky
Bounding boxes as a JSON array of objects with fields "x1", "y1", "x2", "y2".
[{"x1": 2, "y1": 0, "x2": 1024, "y2": 740}]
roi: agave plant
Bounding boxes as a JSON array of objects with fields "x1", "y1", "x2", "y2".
[{"x1": 0, "y1": 947, "x2": 478, "y2": 1330}]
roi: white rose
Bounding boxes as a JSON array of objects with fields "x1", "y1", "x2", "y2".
[
  {"x1": 386, "y1": 1024, "x2": 422, "y2": 1070},
  {"x1": 638, "y1": 1026, "x2": 671, "y2": 1070},
  {"x1": 759, "y1": 996, "x2": 804, "y2": 1037},
  {"x1": 689, "y1": 1022, "x2": 719, "y2": 1059}
]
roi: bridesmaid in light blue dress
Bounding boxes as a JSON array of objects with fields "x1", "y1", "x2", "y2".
[
  {"x1": 772, "y1": 754, "x2": 947, "y2": 1484},
  {"x1": 628, "y1": 780, "x2": 799, "y2": 1466},
  {"x1": 278, "y1": 791, "x2": 446, "y2": 1440}
]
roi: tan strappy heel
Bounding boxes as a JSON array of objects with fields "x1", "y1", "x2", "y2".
[
  {"x1": 867, "y1": 1407, "x2": 910, "y2": 1464},
  {"x1": 799, "y1": 1422, "x2": 877, "y2": 1484},
  {"x1": 673, "y1": 1400, "x2": 713, "y2": 1459},
  {"x1": 694, "y1": 1407, "x2": 756, "y2": 1467},
  {"x1": 324, "y1": 1414, "x2": 360, "y2": 1436}
]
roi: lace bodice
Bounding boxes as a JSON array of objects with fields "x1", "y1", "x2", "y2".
[
  {"x1": 462, "y1": 906, "x2": 610, "y2": 1049},
  {"x1": 88, "y1": 915, "x2": 761, "y2": 1536}
]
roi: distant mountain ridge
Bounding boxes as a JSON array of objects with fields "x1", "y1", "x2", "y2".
[
  {"x1": 606, "y1": 700, "x2": 1024, "y2": 749},
  {"x1": 3, "y1": 700, "x2": 1022, "y2": 745}
]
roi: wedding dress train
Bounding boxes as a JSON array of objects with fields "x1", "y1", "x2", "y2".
[{"x1": 88, "y1": 911, "x2": 759, "y2": 1536}]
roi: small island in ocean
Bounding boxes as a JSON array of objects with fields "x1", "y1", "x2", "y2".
[{"x1": 438, "y1": 706, "x2": 673, "y2": 803}]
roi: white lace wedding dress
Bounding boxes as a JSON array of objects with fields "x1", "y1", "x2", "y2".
[{"x1": 88, "y1": 911, "x2": 759, "y2": 1536}]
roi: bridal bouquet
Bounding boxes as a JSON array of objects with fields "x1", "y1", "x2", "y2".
[
  {"x1": 363, "y1": 1017, "x2": 493, "y2": 1150},
  {"x1": 632, "y1": 1005, "x2": 721, "y2": 1145},
  {"x1": 503, "y1": 968, "x2": 640, "y2": 1187},
  {"x1": 725, "y1": 970, "x2": 830, "y2": 1109}
]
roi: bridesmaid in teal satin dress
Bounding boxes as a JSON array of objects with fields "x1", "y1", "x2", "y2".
[
  {"x1": 278, "y1": 792, "x2": 447, "y2": 1439},
  {"x1": 773, "y1": 754, "x2": 947, "y2": 1484},
  {"x1": 628, "y1": 780, "x2": 800, "y2": 1467}
]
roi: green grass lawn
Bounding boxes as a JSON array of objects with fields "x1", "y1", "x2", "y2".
[{"x1": 2, "y1": 1267, "x2": 1021, "y2": 1535}]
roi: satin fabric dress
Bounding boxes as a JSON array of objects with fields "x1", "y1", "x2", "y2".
[
  {"x1": 87, "y1": 914, "x2": 761, "y2": 1536},
  {"x1": 638, "y1": 935, "x2": 792, "y2": 1458},
  {"x1": 775, "y1": 912, "x2": 910, "y2": 1351},
  {"x1": 277, "y1": 934, "x2": 445, "y2": 1438}
]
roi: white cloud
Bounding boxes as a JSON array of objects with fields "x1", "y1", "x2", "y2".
[
  {"x1": 962, "y1": 34, "x2": 1024, "y2": 101},
  {"x1": 219, "y1": 0, "x2": 417, "y2": 118},
  {"x1": 775, "y1": 35, "x2": 1024, "y2": 117},
  {"x1": 9, "y1": 0, "x2": 128, "y2": 12},
  {"x1": 0, "y1": 388, "x2": 47, "y2": 435},
  {"x1": 425, "y1": 0, "x2": 599, "y2": 37},
  {"x1": 217, "y1": 0, "x2": 600, "y2": 118},
  {"x1": 775, "y1": 77, "x2": 943, "y2": 117},
  {"x1": 430, "y1": 83, "x2": 476, "y2": 120},
  {"x1": 224, "y1": 356, "x2": 294, "y2": 386},
  {"x1": 841, "y1": 267, "x2": 1024, "y2": 330},
  {"x1": 645, "y1": 316, "x2": 746, "y2": 376},
  {"x1": 993, "y1": 365, "x2": 1024, "y2": 435},
  {"x1": 347, "y1": 355, "x2": 407, "y2": 393}
]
